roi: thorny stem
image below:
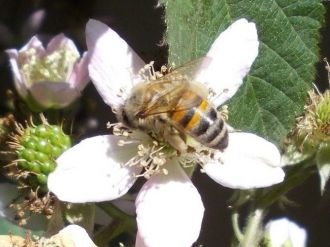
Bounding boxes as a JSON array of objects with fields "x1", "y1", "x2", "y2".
[
  {"x1": 240, "y1": 208, "x2": 264, "y2": 247},
  {"x1": 231, "y1": 212, "x2": 244, "y2": 242}
]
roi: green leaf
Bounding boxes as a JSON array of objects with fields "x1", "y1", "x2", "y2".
[{"x1": 163, "y1": 0, "x2": 324, "y2": 146}]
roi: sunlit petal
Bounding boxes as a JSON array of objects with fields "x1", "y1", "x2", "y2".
[
  {"x1": 136, "y1": 161, "x2": 204, "y2": 247},
  {"x1": 86, "y1": 19, "x2": 145, "y2": 109},
  {"x1": 68, "y1": 52, "x2": 90, "y2": 89},
  {"x1": 5, "y1": 49, "x2": 27, "y2": 97},
  {"x1": 48, "y1": 135, "x2": 142, "y2": 203},
  {"x1": 196, "y1": 18, "x2": 259, "y2": 106},
  {"x1": 204, "y1": 132, "x2": 284, "y2": 189},
  {"x1": 20, "y1": 36, "x2": 45, "y2": 55},
  {"x1": 46, "y1": 34, "x2": 79, "y2": 57}
]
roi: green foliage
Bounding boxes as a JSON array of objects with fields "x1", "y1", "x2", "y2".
[{"x1": 163, "y1": 0, "x2": 325, "y2": 146}]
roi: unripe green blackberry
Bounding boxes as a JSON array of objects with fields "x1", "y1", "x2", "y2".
[{"x1": 12, "y1": 121, "x2": 71, "y2": 189}]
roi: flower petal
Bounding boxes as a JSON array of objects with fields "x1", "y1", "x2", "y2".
[
  {"x1": 196, "y1": 18, "x2": 259, "y2": 107},
  {"x1": 48, "y1": 135, "x2": 142, "y2": 203},
  {"x1": 68, "y1": 52, "x2": 90, "y2": 90},
  {"x1": 29, "y1": 81, "x2": 82, "y2": 108},
  {"x1": 56, "y1": 225, "x2": 97, "y2": 247},
  {"x1": 135, "y1": 232, "x2": 145, "y2": 247},
  {"x1": 46, "y1": 33, "x2": 79, "y2": 57},
  {"x1": 86, "y1": 19, "x2": 145, "y2": 109},
  {"x1": 136, "y1": 161, "x2": 204, "y2": 247},
  {"x1": 265, "y1": 218, "x2": 307, "y2": 247},
  {"x1": 20, "y1": 35, "x2": 45, "y2": 55},
  {"x1": 5, "y1": 49, "x2": 28, "y2": 97},
  {"x1": 203, "y1": 132, "x2": 284, "y2": 189}
]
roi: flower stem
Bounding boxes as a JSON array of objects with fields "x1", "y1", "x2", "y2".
[
  {"x1": 240, "y1": 208, "x2": 264, "y2": 247},
  {"x1": 232, "y1": 212, "x2": 244, "y2": 242}
]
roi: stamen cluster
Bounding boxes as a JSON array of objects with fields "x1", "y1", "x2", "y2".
[
  {"x1": 109, "y1": 122, "x2": 169, "y2": 178},
  {"x1": 108, "y1": 121, "x2": 220, "y2": 179},
  {"x1": 18, "y1": 45, "x2": 79, "y2": 87}
]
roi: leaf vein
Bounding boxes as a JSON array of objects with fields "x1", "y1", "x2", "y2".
[
  {"x1": 249, "y1": 75, "x2": 300, "y2": 109},
  {"x1": 248, "y1": 80, "x2": 287, "y2": 132},
  {"x1": 262, "y1": 42, "x2": 307, "y2": 83},
  {"x1": 274, "y1": 0, "x2": 317, "y2": 59}
]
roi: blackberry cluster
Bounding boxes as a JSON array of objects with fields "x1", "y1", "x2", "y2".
[{"x1": 17, "y1": 124, "x2": 71, "y2": 188}]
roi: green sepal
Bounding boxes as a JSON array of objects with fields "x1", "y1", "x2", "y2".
[{"x1": 316, "y1": 142, "x2": 330, "y2": 194}]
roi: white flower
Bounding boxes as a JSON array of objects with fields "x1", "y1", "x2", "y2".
[
  {"x1": 6, "y1": 34, "x2": 89, "y2": 109},
  {"x1": 48, "y1": 19, "x2": 284, "y2": 247},
  {"x1": 265, "y1": 218, "x2": 307, "y2": 247}
]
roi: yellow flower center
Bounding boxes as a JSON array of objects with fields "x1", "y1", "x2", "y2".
[{"x1": 18, "y1": 45, "x2": 79, "y2": 87}]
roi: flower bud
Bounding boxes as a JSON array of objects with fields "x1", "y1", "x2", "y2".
[
  {"x1": 6, "y1": 34, "x2": 89, "y2": 110},
  {"x1": 264, "y1": 218, "x2": 307, "y2": 247}
]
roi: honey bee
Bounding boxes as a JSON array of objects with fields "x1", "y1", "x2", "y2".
[{"x1": 117, "y1": 59, "x2": 228, "y2": 153}]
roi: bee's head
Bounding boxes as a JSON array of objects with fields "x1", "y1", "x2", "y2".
[{"x1": 116, "y1": 104, "x2": 135, "y2": 129}]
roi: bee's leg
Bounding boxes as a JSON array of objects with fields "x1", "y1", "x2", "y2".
[{"x1": 164, "y1": 127, "x2": 187, "y2": 154}]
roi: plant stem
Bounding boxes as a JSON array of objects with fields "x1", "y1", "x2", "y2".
[
  {"x1": 240, "y1": 208, "x2": 264, "y2": 247},
  {"x1": 232, "y1": 212, "x2": 244, "y2": 242}
]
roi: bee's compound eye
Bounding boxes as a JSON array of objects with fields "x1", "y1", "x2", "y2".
[{"x1": 135, "y1": 111, "x2": 145, "y2": 119}]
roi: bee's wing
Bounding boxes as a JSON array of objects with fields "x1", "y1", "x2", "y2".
[
  {"x1": 138, "y1": 58, "x2": 212, "y2": 118},
  {"x1": 165, "y1": 57, "x2": 212, "y2": 80},
  {"x1": 138, "y1": 79, "x2": 202, "y2": 117}
]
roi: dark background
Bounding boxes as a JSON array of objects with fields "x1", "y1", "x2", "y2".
[{"x1": 0, "y1": 1, "x2": 329, "y2": 246}]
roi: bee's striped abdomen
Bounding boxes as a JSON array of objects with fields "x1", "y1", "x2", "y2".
[{"x1": 169, "y1": 92, "x2": 228, "y2": 150}]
